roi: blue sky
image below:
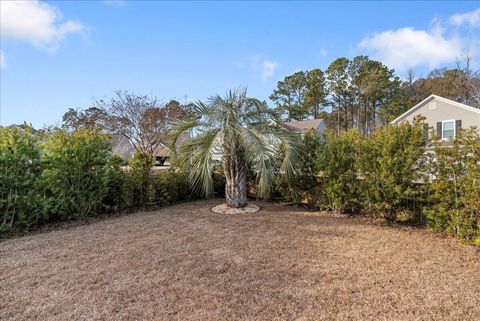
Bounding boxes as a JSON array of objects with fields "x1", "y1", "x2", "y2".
[{"x1": 1, "y1": 1, "x2": 479, "y2": 127}]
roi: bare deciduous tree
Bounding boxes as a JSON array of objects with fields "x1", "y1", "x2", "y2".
[
  {"x1": 62, "y1": 107, "x2": 107, "y2": 131},
  {"x1": 97, "y1": 91, "x2": 189, "y2": 157},
  {"x1": 455, "y1": 55, "x2": 480, "y2": 107}
]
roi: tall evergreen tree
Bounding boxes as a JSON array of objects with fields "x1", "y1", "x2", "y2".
[
  {"x1": 270, "y1": 71, "x2": 309, "y2": 121},
  {"x1": 326, "y1": 58, "x2": 350, "y2": 135},
  {"x1": 305, "y1": 69, "x2": 328, "y2": 119}
]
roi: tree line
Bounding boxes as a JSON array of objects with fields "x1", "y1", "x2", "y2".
[
  {"x1": 58, "y1": 55, "x2": 479, "y2": 157},
  {"x1": 53, "y1": 56, "x2": 480, "y2": 156},
  {"x1": 270, "y1": 55, "x2": 479, "y2": 135}
]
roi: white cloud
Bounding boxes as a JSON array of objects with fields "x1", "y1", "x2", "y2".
[
  {"x1": 319, "y1": 48, "x2": 328, "y2": 57},
  {"x1": 450, "y1": 8, "x2": 480, "y2": 27},
  {"x1": 0, "y1": 50, "x2": 5, "y2": 69},
  {"x1": 359, "y1": 27, "x2": 463, "y2": 71},
  {"x1": 102, "y1": 0, "x2": 127, "y2": 6},
  {"x1": 247, "y1": 55, "x2": 279, "y2": 82},
  {"x1": 0, "y1": 0, "x2": 86, "y2": 52},
  {"x1": 261, "y1": 60, "x2": 278, "y2": 82}
]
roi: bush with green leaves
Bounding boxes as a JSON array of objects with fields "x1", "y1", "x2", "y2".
[
  {"x1": 153, "y1": 169, "x2": 192, "y2": 206},
  {"x1": 42, "y1": 129, "x2": 112, "y2": 220},
  {"x1": 279, "y1": 129, "x2": 323, "y2": 207},
  {"x1": 125, "y1": 152, "x2": 194, "y2": 209},
  {"x1": 423, "y1": 128, "x2": 480, "y2": 244},
  {"x1": 129, "y1": 151, "x2": 154, "y2": 208},
  {"x1": 317, "y1": 130, "x2": 362, "y2": 213},
  {"x1": 278, "y1": 122, "x2": 426, "y2": 219},
  {"x1": 0, "y1": 127, "x2": 214, "y2": 235},
  {"x1": 0, "y1": 126, "x2": 44, "y2": 232},
  {"x1": 357, "y1": 121, "x2": 426, "y2": 221},
  {"x1": 274, "y1": 121, "x2": 478, "y2": 245},
  {"x1": 103, "y1": 154, "x2": 132, "y2": 212}
]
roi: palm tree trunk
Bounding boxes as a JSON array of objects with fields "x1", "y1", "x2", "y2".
[
  {"x1": 223, "y1": 143, "x2": 247, "y2": 208},
  {"x1": 225, "y1": 167, "x2": 247, "y2": 208}
]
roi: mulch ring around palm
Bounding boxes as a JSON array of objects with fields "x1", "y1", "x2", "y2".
[{"x1": 211, "y1": 203, "x2": 260, "y2": 214}]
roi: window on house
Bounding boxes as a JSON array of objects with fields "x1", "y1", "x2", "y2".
[{"x1": 442, "y1": 120, "x2": 455, "y2": 139}]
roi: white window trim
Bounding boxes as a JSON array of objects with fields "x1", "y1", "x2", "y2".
[{"x1": 441, "y1": 119, "x2": 456, "y2": 140}]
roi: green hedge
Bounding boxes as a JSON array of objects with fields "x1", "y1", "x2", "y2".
[
  {"x1": 318, "y1": 130, "x2": 362, "y2": 213},
  {"x1": 2, "y1": 124, "x2": 479, "y2": 245},
  {"x1": 280, "y1": 122, "x2": 479, "y2": 245},
  {"x1": 423, "y1": 129, "x2": 480, "y2": 245},
  {"x1": 357, "y1": 122, "x2": 426, "y2": 221},
  {"x1": 0, "y1": 126, "x2": 44, "y2": 232},
  {"x1": 0, "y1": 127, "x2": 196, "y2": 234},
  {"x1": 276, "y1": 130, "x2": 322, "y2": 207},
  {"x1": 42, "y1": 129, "x2": 112, "y2": 220}
]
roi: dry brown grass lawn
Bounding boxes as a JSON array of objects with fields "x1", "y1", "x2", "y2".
[{"x1": 1, "y1": 199, "x2": 479, "y2": 321}]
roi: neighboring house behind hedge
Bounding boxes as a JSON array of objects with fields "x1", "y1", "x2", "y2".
[
  {"x1": 111, "y1": 132, "x2": 190, "y2": 166},
  {"x1": 391, "y1": 94, "x2": 480, "y2": 140},
  {"x1": 283, "y1": 119, "x2": 325, "y2": 136}
]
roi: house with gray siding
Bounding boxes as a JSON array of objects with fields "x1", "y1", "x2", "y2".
[{"x1": 391, "y1": 94, "x2": 480, "y2": 140}]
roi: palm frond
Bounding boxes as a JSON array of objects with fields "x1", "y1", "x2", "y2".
[
  {"x1": 275, "y1": 128, "x2": 303, "y2": 181},
  {"x1": 242, "y1": 126, "x2": 277, "y2": 198},
  {"x1": 258, "y1": 123, "x2": 303, "y2": 181},
  {"x1": 167, "y1": 118, "x2": 201, "y2": 156},
  {"x1": 178, "y1": 128, "x2": 222, "y2": 197}
]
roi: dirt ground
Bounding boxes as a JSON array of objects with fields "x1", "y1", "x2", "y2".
[{"x1": 1, "y1": 200, "x2": 479, "y2": 321}]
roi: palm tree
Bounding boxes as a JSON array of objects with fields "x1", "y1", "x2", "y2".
[{"x1": 170, "y1": 88, "x2": 301, "y2": 208}]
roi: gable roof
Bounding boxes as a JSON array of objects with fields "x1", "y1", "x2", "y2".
[
  {"x1": 391, "y1": 94, "x2": 480, "y2": 124},
  {"x1": 284, "y1": 119, "x2": 323, "y2": 132}
]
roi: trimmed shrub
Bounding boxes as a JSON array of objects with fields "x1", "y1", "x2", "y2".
[
  {"x1": 42, "y1": 129, "x2": 112, "y2": 220},
  {"x1": 274, "y1": 122, "x2": 478, "y2": 245},
  {"x1": 423, "y1": 128, "x2": 480, "y2": 243},
  {"x1": 0, "y1": 128, "x2": 208, "y2": 235},
  {"x1": 103, "y1": 154, "x2": 131, "y2": 212},
  {"x1": 153, "y1": 169, "x2": 192, "y2": 206},
  {"x1": 317, "y1": 130, "x2": 362, "y2": 213},
  {"x1": 274, "y1": 121, "x2": 428, "y2": 223},
  {"x1": 357, "y1": 121, "x2": 426, "y2": 221},
  {"x1": 279, "y1": 129, "x2": 323, "y2": 207},
  {"x1": 129, "y1": 152, "x2": 154, "y2": 208},
  {"x1": 0, "y1": 126, "x2": 44, "y2": 231}
]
